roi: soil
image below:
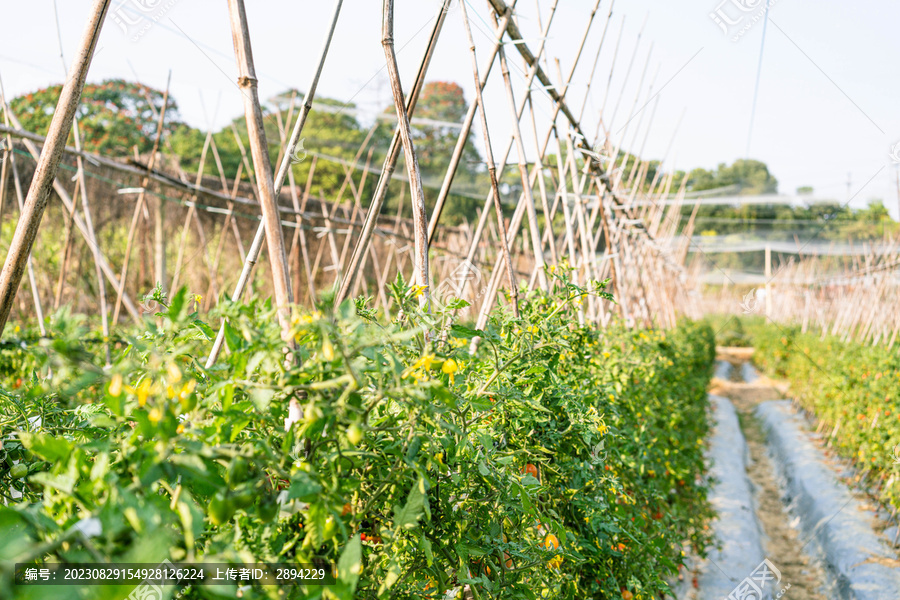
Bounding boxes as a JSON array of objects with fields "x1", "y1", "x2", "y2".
[{"x1": 709, "y1": 350, "x2": 828, "y2": 600}]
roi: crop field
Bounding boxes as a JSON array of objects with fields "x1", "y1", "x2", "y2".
[{"x1": 1, "y1": 1, "x2": 899, "y2": 599}]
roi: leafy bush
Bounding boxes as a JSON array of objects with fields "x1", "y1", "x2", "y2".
[
  {"x1": 0, "y1": 275, "x2": 715, "y2": 600},
  {"x1": 748, "y1": 321, "x2": 900, "y2": 514},
  {"x1": 714, "y1": 317, "x2": 751, "y2": 348}
]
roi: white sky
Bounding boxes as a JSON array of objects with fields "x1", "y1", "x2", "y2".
[{"x1": 2, "y1": 0, "x2": 900, "y2": 217}]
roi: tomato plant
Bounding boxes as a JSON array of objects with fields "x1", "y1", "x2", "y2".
[
  {"x1": 0, "y1": 273, "x2": 715, "y2": 599},
  {"x1": 746, "y1": 318, "x2": 900, "y2": 515}
]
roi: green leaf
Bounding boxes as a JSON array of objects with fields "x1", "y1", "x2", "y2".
[
  {"x1": 29, "y1": 472, "x2": 76, "y2": 495},
  {"x1": 223, "y1": 321, "x2": 244, "y2": 353},
  {"x1": 522, "y1": 364, "x2": 547, "y2": 376},
  {"x1": 168, "y1": 287, "x2": 188, "y2": 319},
  {"x1": 18, "y1": 432, "x2": 73, "y2": 462},
  {"x1": 219, "y1": 383, "x2": 234, "y2": 412},
  {"x1": 249, "y1": 387, "x2": 275, "y2": 412},
  {"x1": 405, "y1": 436, "x2": 422, "y2": 464},
  {"x1": 392, "y1": 478, "x2": 427, "y2": 531},
  {"x1": 469, "y1": 395, "x2": 494, "y2": 411},
  {"x1": 337, "y1": 535, "x2": 362, "y2": 591},
  {"x1": 450, "y1": 324, "x2": 484, "y2": 339},
  {"x1": 288, "y1": 473, "x2": 322, "y2": 502},
  {"x1": 448, "y1": 298, "x2": 471, "y2": 310},
  {"x1": 420, "y1": 535, "x2": 434, "y2": 567},
  {"x1": 0, "y1": 507, "x2": 32, "y2": 562},
  {"x1": 228, "y1": 417, "x2": 252, "y2": 442},
  {"x1": 377, "y1": 558, "x2": 402, "y2": 596},
  {"x1": 513, "y1": 482, "x2": 535, "y2": 515}
]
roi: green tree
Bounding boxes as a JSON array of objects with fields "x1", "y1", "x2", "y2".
[
  {"x1": 687, "y1": 159, "x2": 778, "y2": 195},
  {"x1": 10, "y1": 79, "x2": 179, "y2": 156}
]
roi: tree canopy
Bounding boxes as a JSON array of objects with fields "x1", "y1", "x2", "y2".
[{"x1": 10, "y1": 78, "x2": 179, "y2": 156}]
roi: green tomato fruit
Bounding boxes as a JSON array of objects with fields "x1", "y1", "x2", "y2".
[
  {"x1": 226, "y1": 457, "x2": 249, "y2": 485},
  {"x1": 346, "y1": 424, "x2": 363, "y2": 446},
  {"x1": 10, "y1": 463, "x2": 28, "y2": 479},
  {"x1": 257, "y1": 499, "x2": 279, "y2": 523},
  {"x1": 323, "y1": 516, "x2": 337, "y2": 541},
  {"x1": 232, "y1": 488, "x2": 255, "y2": 509},
  {"x1": 208, "y1": 495, "x2": 235, "y2": 526}
]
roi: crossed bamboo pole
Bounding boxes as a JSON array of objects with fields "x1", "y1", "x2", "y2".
[
  {"x1": 335, "y1": 0, "x2": 455, "y2": 307},
  {"x1": 0, "y1": 0, "x2": 119, "y2": 335},
  {"x1": 205, "y1": 0, "x2": 344, "y2": 367},
  {"x1": 0, "y1": 0, "x2": 701, "y2": 343}
]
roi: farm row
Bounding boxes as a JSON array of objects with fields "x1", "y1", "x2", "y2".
[
  {"x1": 0, "y1": 277, "x2": 715, "y2": 599},
  {"x1": 748, "y1": 320, "x2": 900, "y2": 517}
]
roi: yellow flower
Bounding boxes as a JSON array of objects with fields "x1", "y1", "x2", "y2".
[
  {"x1": 181, "y1": 379, "x2": 197, "y2": 399},
  {"x1": 442, "y1": 358, "x2": 459, "y2": 377},
  {"x1": 402, "y1": 353, "x2": 436, "y2": 379},
  {"x1": 108, "y1": 374, "x2": 123, "y2": 397},
  {"x1": 602, "y1": 352, "x2": 611, "y2": 359},
  {"x1": 322, "y1": 340, "x2": 335, "y2": 361},
  {"x1": 167, "y1": 363, "x2": 182, "y2": 384},
  {"x1": 135, "y1": 379, "x2": 153, "y2": 407},
  {"x1": 148, "y1": 408, "x2": 162, "y2": 423}
]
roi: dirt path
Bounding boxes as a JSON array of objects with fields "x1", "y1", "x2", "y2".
[{"x1": 710, "y1": 350, "x2": 828, "y2": 600}]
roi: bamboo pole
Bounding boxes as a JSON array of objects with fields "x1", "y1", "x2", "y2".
[
  {"x1": 170, "y1": 130, "x2": 213, "y2": 292},
  {"x1": 0, "y1": 0, "x2": 111, "y2": 335},
  {"x1": 112, "y1": 73, "x2": 172, "y2": 325},
  {"x1": 459, "y1": 0, "x2": 598, "y2": 280},
  {"x1": 426, "y1": 1, "x2": 522, "y2": 245},
  {"x1": 71, "y1": 117, "x2": 112, "y2": 362},
  {"x1": 0, "y1": 84, "x2": 46, "y2": 335},
  {"x1": 209, "y1": 136, "x2": 247, "y2": 262},
  {"x1": 53, "y1": 182, "x2": 80, "y2": 310},
  {"x1": 381, "y1": 0, "x2": 431, "y2": 310},
  {"x1": 207, "y1": 161, "x2": 244, "y2": 309},
  {"x1": 526, "y1": 95, "x2": 557, "y2": 266},
  {"x1": 335, "y1": 0, "x2": 451, "y2": 307},
  {"x1": 0, "y1": 111, "x2": 141, "y2": 324},
  {"x1": 284, "y1": 147, "x2": 318, "y2": 306},
  {"x1": 2, "y1": 133, "x2": 46, "y2": 335},
  {"x1": 228, "y1": 0, "x2": 295, "y2": 338},
  {"x1": 207, "y1": 0, "x2": 343, "y2": 368},
  {"x1": 497, "y1": 45, "x2": 548, "y2": 291},
  {"x1": 459, "y1": 0, "x2": 518, "y2": 317}
]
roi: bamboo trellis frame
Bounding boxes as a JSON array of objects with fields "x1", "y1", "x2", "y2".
[{"x1": 0, "y1": 0, "x2": 705, "y2": 355}]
